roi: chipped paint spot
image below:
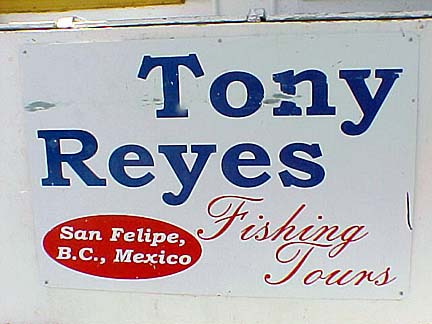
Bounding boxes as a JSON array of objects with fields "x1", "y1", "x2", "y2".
[
  {"x1": 25, "y1": 101, "x2": 56, "y2": 112},
  {"x1": 263, "y1": 98, "x2": 280, "y2": 105},
  {"x1": 272, "y1": 93, "x2": 301, "y2": 100}
]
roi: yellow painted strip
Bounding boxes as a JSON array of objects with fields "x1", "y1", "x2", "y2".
[{"x1": 0, "y1": 0, "x2": 184, "y2": 14}]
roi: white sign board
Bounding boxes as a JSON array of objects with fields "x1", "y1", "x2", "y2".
[{"x1": 22, "y1": 23, "x2": 417, "y2": 299}]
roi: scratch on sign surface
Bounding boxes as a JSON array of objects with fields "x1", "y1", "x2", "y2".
[{"x1": 406, "y1": 192, "x2": 413, "y2": 231}]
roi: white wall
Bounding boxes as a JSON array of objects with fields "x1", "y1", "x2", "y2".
[{"x1": 0, "y1": 17, "x2": 431, "y2": 324}]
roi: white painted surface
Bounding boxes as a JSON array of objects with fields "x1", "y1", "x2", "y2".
[
  {"x1": 0, "y1": 18, "x2": 431, "y2": 323},
  {"x1": 22, "y1": 24, "x2": 416, "y2": 299}
]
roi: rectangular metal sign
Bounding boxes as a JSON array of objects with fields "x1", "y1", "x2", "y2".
[{"x1": 22, "y1": 22, "x2": 418, "y2": 299}]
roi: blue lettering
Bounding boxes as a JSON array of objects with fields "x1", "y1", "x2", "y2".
[
  {"x1": 272, "y1": 70, "x2": 335, "y2": 116},
  {"x1": 222, "y1": 143, "x2": 271, "y2": 187},
  {"x1": 210, "y1": 71, "x2": 264, "y2": 118},
  {"x1": 278, "y1": 143, "x2": 325, "y2": 188},
  {"x1": 339, "y1": 68, "x2": 403, "y2": 136},
  {"x1": 158, "y1": 144, "x2": 216, "y2": 206},
  {"x1": 38, "y1": 129, "x2": 106, "y2": 186},
  {"x1": 109, "y1": 144, "x2": 155, "y2": 187},
  {"x1": 137, "y1": 54, "x2": 204, "y2": 118}
]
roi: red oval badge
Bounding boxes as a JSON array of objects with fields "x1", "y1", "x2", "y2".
[{"x1": 43, "y1": 215, "x2": 202, "y2": 279}]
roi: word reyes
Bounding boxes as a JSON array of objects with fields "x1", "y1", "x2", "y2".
[
  {"x1": 38, "y1": 130, "x2": 325, "y2": 205},
  {"x1": 138, "y1": 54, "x2": 403, "y2": 136}
]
